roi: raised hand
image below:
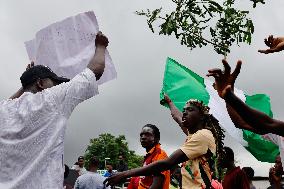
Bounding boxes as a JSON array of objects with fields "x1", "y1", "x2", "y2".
[
  {"x1": 95, "y1": 31, "x2": 109, "y2": 47},
  {"x1": 207, "y1": 59, "x2": 242, "y2": 98},
  {"x1": 163, "y1": 93, "x2": 172, "y2": 104},
  {"x1": 258, "y1": 35, "x2": 284, "y2": 54}
]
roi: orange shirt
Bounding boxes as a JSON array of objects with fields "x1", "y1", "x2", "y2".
[{"x1": 138, "y1": 144, "x2": 170, "y2": 189}]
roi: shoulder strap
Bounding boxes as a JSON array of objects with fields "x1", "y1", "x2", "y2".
[{"x1": 199, "y1": 162, "x2": 211, "y2": 189}]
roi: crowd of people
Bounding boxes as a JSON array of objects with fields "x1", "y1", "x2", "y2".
[
  {"x1": 1, "y1": 22, "x2": 284, "y2": 189},
  {"x1": 63, "y1": 149, "x2": 284, "y2": 189}
]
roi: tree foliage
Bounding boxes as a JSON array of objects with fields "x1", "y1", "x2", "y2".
[
  {"x1": 136, "y1": 0, "x2": 265, "y2": 55},
  {"x1": 84, "y1": 133, "x2": 144, "y2": 170}
]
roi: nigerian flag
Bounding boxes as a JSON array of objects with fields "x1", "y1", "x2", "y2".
[{"x1": 160, "y1": 57, "x2": 279, "y2": 163}]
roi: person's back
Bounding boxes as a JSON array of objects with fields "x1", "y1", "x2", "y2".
[
  {"x1": 75, "y1": 156, "x2": 110, "y2": 189},
  {"x1": 0, "y1": 32, "x2": 109, "y2": 189},
  {"x1": 74, "y1": 171, "x2": 109, "y2": 189},
  {"x1": 0, "y1": 69, "x2": 98, "y2": 188}
]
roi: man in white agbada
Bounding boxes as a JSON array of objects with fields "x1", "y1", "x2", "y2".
[{"x1": 0, "y1": 32, "x2": 109, "y2": 189}]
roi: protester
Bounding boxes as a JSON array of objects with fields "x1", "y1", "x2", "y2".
[
  {"x1": 117, "y1": 155, "x2": 129, "y2": 172},
  {"x1": 221, "y1": 147, "x2": 250, "y2": 189},
  {"x1": 72, "y1": 156, "x2": 87, "y2": 176},
  {"x1": 258, "y1": 35, "x2": 284, "y2": 54},
  {"x1": 104, "y1": 163, "x2": 114, "y2": 177},
  {"x1": 104, "y1": 100, "x2": 225, "y2": 189},
  {"x1": 74, "y1": 157, "x2": 110, "y2": 189},
  {"x1": 137, "y1": 124, "x2": 170, "y2": 189},
  {"x1": 0, "y1": 32, "x2": 109, "y2": 188},
  {"x1": 242, "y1": 167, "x2": 256, "y2": 189},
  {"x1": 165, "y1": 94, "x2": 225, "y2": 189}
]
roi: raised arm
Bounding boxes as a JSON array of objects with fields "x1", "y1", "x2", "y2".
[
  {"x1": 207, "y1": 59, "x2": 284, "y2": 136},
  {"x1": 258, "y1": 35, "x2": 284, "y2": 54},
  {"x1": 226, "y1": 104, "x2": 265, "y2": 134},
  {"x1": 224, "y1": 88, "x2": 284, "y2": 136},
  {"x1": 164, "y1": 94, "x2": 188, "y2": 135},
  {"x1": 104, "y1": 149, "x2": 188, "y2": 187},
  {"x1": 43, "y1": 32, "x2": 110, "y2": 118},
  {"x1": 206, "y1": 59, "x2": 258, "y2": 133},
  {"x1": 87, "y1": 31, "x2": 109, "y2": 80}
]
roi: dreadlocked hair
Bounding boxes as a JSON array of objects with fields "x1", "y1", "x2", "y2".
[
  {"x1": 186, "y1": 99, "x2": 225, "y2": 181},
  {"x1": 203, "y1": 113, "x2": 225, "y2": 181}
]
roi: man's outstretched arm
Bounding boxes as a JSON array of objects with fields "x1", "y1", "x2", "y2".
[{"x1": 104, "y1": 149, "x2": 188, "y2": 187}]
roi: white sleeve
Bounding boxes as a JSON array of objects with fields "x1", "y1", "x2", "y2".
[{"x1": 44, "y1": 68, "x2": 99, "y2": 117}]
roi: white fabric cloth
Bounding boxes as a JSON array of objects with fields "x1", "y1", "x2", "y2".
[
  {"x1": 74, "y1": 171, "x2": 110, "y2": 189},
  {"x1": 0, "y1": 68, "x2": 98, "y2": 189},
  {"x1": 262, "y1": 133, "x2": 284, "y2": 167},
  {"x1": 25, "y1": 11, "x2": 117, "y2": 85}
]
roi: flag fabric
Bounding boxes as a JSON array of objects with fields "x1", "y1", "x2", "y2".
[
  {"x1": 25, "y1": 11, "x2": 117, "y2": 85},
  {"x1": 160, "y1": 57, "x2": 279, "y2": 163}
]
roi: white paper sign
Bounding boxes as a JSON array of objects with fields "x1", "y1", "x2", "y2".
[{"x1": 25, "y1": 11, "x2": 117, "y2": 85}]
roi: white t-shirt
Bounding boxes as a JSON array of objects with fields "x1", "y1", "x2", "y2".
[
  {"x1": 0, "y1": 68, "x2": 98, "y2": 189},
  {"x1": 74, "y1": 171, "x2": 110, "y2": 189}
]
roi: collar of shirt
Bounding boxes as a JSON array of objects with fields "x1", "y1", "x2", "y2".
[{"x1": 146, "y1": 144, "x2": 161, "y2": 156}]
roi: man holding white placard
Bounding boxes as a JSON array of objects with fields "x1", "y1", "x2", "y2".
[{"x1": 0, "y1": 32, "x2": 110, "y2": 189}]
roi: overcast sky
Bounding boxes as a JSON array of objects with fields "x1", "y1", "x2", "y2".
[{"x1": 1, "y1": 0, "x2": 284, "y2": 177}]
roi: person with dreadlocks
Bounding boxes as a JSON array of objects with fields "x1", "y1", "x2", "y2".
[
  {"x1": 104, "y1": 98, "x2": 225, "y2": 189},
  {"x1": 164, "y1": 94, "x2": 225, "y2": 189}
]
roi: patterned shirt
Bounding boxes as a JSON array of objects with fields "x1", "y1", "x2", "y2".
[
  {"x1": 0, "y1": 68, "x2": 98, "y2": 189},
  {"x1": 180, "y1": 129, "x2": 216, "y2": 189}
]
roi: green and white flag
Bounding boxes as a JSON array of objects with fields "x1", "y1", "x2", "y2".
[{"x1": 160, "y1": 57, "x2": 279, "y2": 163}]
